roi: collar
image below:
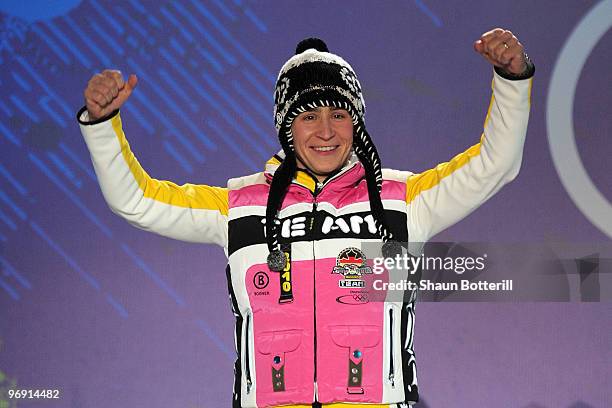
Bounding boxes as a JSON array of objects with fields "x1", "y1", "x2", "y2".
[{"x1": 264, "y1": 150, "x2": 363, "y2": 193}]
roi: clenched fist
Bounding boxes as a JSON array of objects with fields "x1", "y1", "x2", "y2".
[
  {"x1": 473, "y1": 28, "x2": 528, "y2": 75},
  {"x1": 84, "y1": 70, "x2": 138, "y2": 120}
]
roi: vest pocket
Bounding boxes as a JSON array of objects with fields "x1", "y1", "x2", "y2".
[
  {"x1": 328, "y1": 324, "x2": 381, "y2": 392},
  {"x1": 256, "y1": 329, "x2": 304, "y2": 392}
]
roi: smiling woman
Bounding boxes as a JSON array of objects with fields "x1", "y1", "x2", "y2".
[
  {"x1": 77, "y1": 31, "x2": 534, "y2": 407},
  {"x1": 292, "y1": 107, "x2": 354, "y2": 181}
]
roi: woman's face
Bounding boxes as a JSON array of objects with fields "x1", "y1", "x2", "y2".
[{"x1": 291, "y1": 106, "x2": 354, "y2": 183}]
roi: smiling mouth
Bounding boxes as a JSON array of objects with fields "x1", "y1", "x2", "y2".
[{"x1": 311, "y1": 146, "x2": 338, "y2": 152}]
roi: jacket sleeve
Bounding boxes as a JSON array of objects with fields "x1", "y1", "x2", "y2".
[
  {"x1": 405, "y1": 70, "x2": 533, "y2": 242},
  {"x1": 77, "y1": 107, "x2": 228, "y2": 248}
]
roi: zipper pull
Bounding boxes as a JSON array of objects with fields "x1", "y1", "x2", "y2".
[{"x1": 309, "y1": 201, "x2": 317, "y2": 232}]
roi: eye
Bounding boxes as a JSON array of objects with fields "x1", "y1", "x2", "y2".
[
  {"x1": 333, "y1": 110, "x2": 349, "y2": 120},
  {"x1": 302, "y1": 113, "x2": 316, "y2": 121}
]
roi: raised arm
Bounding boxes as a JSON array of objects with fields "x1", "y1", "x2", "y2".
[
  {"x1": 406, "y1": 29, "x2": 534, "y2": 242},
  {"x1": 78, "y1": 70, "x2": 228, "y2": 248}
]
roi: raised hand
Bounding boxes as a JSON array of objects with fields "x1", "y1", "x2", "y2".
[
  {"x1": 84, "y1": 70, "x2": 138, "y2": 120},
  {"x1": 473, "y1": 28, "x2": 527, "y2": 75}
]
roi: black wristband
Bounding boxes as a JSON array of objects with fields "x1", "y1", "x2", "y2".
[{"x1": 76, "y1": 106, "x2": 119, "y2": 126}]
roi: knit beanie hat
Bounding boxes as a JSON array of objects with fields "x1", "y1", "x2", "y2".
[{"x1": 266, "y1": 38, "x2": 400, "y2": 271}]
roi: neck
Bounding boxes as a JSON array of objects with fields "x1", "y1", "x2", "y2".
[{"x1": 295, "y1": 166, "x2": 327, "y2": 183}]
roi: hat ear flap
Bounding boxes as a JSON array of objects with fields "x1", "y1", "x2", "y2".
[
  {"x1": 352, "y1": 119, "x2": 395, "y2": 244},
  {"x1": 265, "y1": 149, "x2": 297, "y2": 271},
  {"x1": 353, "y1": 118, "x2": 383, "y2": 192}
]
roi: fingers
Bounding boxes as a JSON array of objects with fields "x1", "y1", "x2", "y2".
[
  {"x1": 126, "y1": 73, "x2": 138, "y2": 91},
  {"x1": 114, "y1": 73, "x2": 138, "y2": 105},
  {"x1": 85, "y1": 72, "x2": 119, "y2": 106},
  {"x1": 84, "y1": 70, "x2": 136, "y2": 120},
  {"x1": 482, "y1": 29, "x2": 514, "y2": 59},
  {"x1": 475, "y1": 28, "x2": 526, "y2": 73},
  {"x1": 103, "y1": 69, "x2": 125, "y2": 88},
  {"x1": 88, "y1": 78, "x2": 114, "y2": 104},
  {"x1": 490, "y1": 36, "x2": 517, "y2": 61},
  {"x1": 87, "y1": 89, "x2": 109, "y2": 107},
  {"x1": 480, "y1": 28, "x2": 505, "y2": 42},
  {"x1": 100, "y1": 70, "x2": 121, "y2": 99},
  {"x1": 498, "y1": 41, "x2": 522, "y2": 66},
  {"x1": 84, "y1": 81, "x2": 109, "y2": 117}
]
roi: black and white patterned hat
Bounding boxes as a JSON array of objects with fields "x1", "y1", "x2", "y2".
[
  {"x1": 266, "y1": 38, "x2": 400, "y2": 271},
  {"x1": 273, "y1": 38, "x2": 365, "y2": 133}
]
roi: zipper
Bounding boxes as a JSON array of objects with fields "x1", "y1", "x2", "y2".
[
  {"x1": 388, "y1": 306, "x2": 395, "y2": 387},
  {"x1": 286, "y1": 172, "x2": 324, "y2": 400},
  {"x1": 309, "y1": 199, "x2": 318, "y2": 232},
  {"x1": 302, "y1": 173, "x2": 343, "y2": 401},
  {"x1": 311, "y1": 181, "x2": 320, "y2": 398},
  {"x1": 245, "y1": 312, "x2": 252, "y2": 394}
]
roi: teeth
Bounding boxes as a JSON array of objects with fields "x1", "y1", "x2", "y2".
[{"x1": 313, "y1": 146, "x2": 337, "y2": 152}]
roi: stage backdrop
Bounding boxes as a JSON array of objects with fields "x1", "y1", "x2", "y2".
[{"x1": 1, "y1": 1, "x2": 610, "y2": 407}]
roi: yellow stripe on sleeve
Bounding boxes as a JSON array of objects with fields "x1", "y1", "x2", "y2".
[
  {"x1": 406, "y1": 134, "x2": 484, "y2": 205},
  {"x1": 111, "y1": 113, "x2": 229, "y2": 215},
  {"x1": 528, "y1": 77, "x2": 533, "y2": 107},
  {"x1": 483, "y1": 85, "x2": 495, "y2": 129}
]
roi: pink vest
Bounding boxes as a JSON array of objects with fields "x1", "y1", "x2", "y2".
[{"x1": 226, "y1": 161, "x2": 418, "y2": 407}]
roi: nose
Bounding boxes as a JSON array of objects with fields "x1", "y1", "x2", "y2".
[{"x1": 317, "y1": 115, "x2": 334, "y2": 140}]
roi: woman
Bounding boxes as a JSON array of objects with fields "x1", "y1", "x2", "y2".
[{"x1": 78, "y1": 28, "x2": 534, "y2": 407}]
